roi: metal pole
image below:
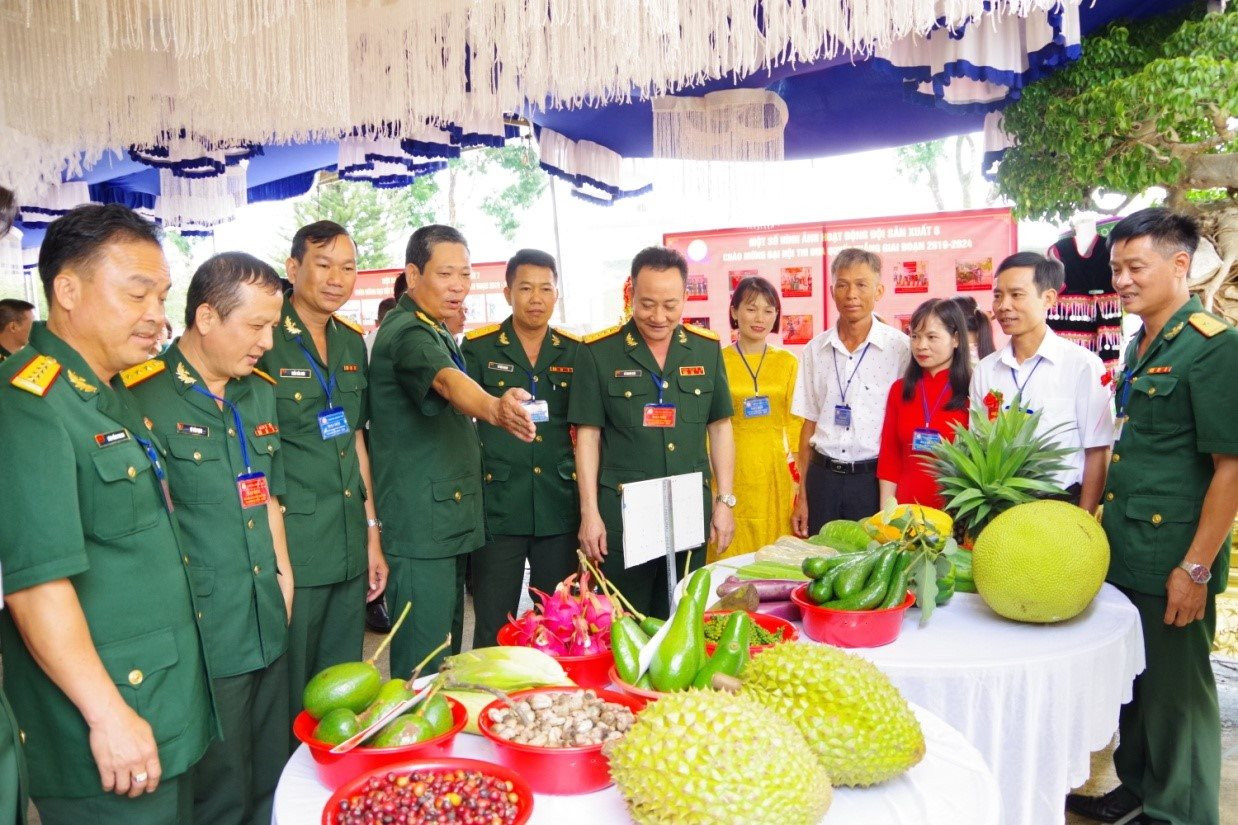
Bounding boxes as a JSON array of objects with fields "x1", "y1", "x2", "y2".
[
  {"x1": 663, "y1": 477, "x2": 677, "y2": 608},
  {"x1": 548, "y1": 174, "x2": 566, "y2": 325}
]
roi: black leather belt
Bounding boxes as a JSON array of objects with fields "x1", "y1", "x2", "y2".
[{"x1": 810, "y1": 453, "x2": 878, "y2": 474}]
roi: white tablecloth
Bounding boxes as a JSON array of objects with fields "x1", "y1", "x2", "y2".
[
  {"x1": 274, "y1": 703, "x2": 999, "y2": 825},
  {"x1": 705, "y1": 557, "x2": 1146, "y2": 825}
]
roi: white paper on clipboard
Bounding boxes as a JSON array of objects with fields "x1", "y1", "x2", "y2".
[{"x1": 619, "y1": 472, "x2": 704, "y2": 569}]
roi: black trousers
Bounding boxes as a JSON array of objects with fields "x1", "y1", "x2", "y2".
[{"x1": 805, "y1": 454, "x2": 879, "y2": 534}]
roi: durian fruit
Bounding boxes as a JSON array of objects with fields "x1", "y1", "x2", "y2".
[
  {"x1": 605, "y1": 689, "x2": 832, "y2": 825},
  {"x1": 741, "y1": 643, "x2": 925, "y2": 786}
]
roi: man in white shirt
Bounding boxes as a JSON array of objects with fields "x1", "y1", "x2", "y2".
[
  {"x1": 970, "y1": 252, "x2": 1113, "y2": 512},
  {"x1": 792, "y1": 248, "x2": 910, "y2": 533}
]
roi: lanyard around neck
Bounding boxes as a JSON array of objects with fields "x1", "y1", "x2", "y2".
[
  {"x1": 295, "y1": 337, "x2": 337, "y2": 405},
  {"x1": 190, "y1": 384, "x2": 252, "y2": 471},
  {"x1": 735, "y1": 343, "x2": 767, "y2": 394},
  {"x1": 832, "y1": 342, "x2": 871, "y2": 405}
]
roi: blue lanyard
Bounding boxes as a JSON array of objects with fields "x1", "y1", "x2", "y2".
[
  {"x1": 1008, "y1": 356, "x2": 1043, "y2": 409},
  {"x1": 832, "y1": 343, "x2": 871, "y2": 406},
  {"x1": 919, "y1": 377, "x2": 952, "y2": 427},
  {"x1": 649, "y1": 371, "x2": 666, "y2": 403},
  {"x1": 296, "y1": 338, "x2": 336, "y2": 405},
  {"x1": 439, "y1": 331, "x2": 465, "y2": 371},
  {"x1": 190, "y1": 385, "x2": 252, "y2": 471},
  {"x1": 133, "y1": 435, "x2": 168, "y2": 484},
  {"x1": 1115, "y1": 365, "x2": 1136, "y2": 418}
]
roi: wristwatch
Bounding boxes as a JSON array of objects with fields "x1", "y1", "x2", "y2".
[
  {"x1": 1178, "y1": 560, "x2": 1211, "y2": 584},
  {"x1": 366, "y1": 518, "x2": 383, "y2": 530},
  {"x1": 715, "y1": 493, "x2": 737, "y2": 508}
]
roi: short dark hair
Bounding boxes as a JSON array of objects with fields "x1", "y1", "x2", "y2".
[
  {"x1": 995, "y1": 251, "x2": 1064, "y2": 294},
  {"x1": 405, "y1": 224, "x2": 468, "y2": 271},
  {"x1": 290, "y1": 221, "x2": 352, "y2": 262},
  {"x1": 392, "y1": 273, "x2": 407, "y2": 299},
  {"x1": 0, "y1": 186, "x2": 16, "y2": 239},
  {"x1": 630, "y1": 246, "x2": 687, "y2": 285},
  {"x1": 902, "y1": 298, "x2": 971, "y2": 410},
  {"x1": 376, "y1": 297, "x2": 397, "y2": 324},
  {"x1": 1108, "y1": 207, "x2": 1200, "y2": 259},
  {"x1": 185, "y1": 252, "x2": 283, "y2": 329},
  {"x1": 0, "y1": 298, "x2": 34, "y2": 328},
  {"x1": 729, "y1": 276, "x2": 781, "y2": 332},
  {"x1": 37, "y1": 204, "x2": 163, "y2": 300},
  {"x1": 948, "y1": 296, "x2": 995, "y2": 359},
  {"x1": 505, "y1": 249, "x2": 558, "y2": 286}
]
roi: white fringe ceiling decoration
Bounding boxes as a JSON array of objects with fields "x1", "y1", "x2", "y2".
[{"x1": 0, "y1": 0, "x2": 1083, "y2": 197}]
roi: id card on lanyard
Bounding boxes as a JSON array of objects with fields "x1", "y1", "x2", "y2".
[
  {"x1": 134, "y1": 434, "x2": 175, "y2": 513},
  {"x1": 912, "y1": 377, "x2": 951, "y2": 452},
  {"x1": 1008, "y1": 356, "x2": 1043, "y2": 414},
  {"x1": 832, "y1": 343, "x2": 870, "y2": 429},
  {"x1": 191, "y1": 385, "x2": 270, "y2": 509},
  {"x1": 735, "y1": 344, "x2": 770, "y2": 418},
  {"x1": 1114, "y1": 365, "x2": 1136, "y2": 441},
  {"x1": 518, "y1": 364, "x2": 550, "y2": 423},
  {"x1": 643, "y1": 372, "x2": 676, "y2": 428},
  {"x1": 297, "y1": 338, "x2": 351, "y2": 440}
]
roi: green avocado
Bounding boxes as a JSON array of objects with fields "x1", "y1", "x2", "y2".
[
  {"x1": 369, "y1": 714, "x2": 436, "y2": 748},
  {"x1": 302, "y1": 661, "x2": 382, "y2": 720},
  {"x1": 311, "y1": 707, "x2": 359, "y2": 745}
]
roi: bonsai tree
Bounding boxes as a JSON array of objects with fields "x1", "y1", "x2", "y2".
[{"x1": 995, "y1": 3, "x2": 1237, "y2": 322}]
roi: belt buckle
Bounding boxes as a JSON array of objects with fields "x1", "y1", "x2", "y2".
[{"x1": 830, "y1": 459, "x2": 847, "y2": 474}]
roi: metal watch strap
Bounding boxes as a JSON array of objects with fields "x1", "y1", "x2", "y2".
[{"x1": 1178, "y1": 560, "x2": 1210, "y2": 584}]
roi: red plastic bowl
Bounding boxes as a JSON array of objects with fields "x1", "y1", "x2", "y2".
[
  {"x1": 791, "y1": 585, "x2": 915, "y2": 648},
  {"x1": 293, "y1": 696, "x2": 467, "y2": 789},
  {"x1": 606, "y1": 666, "x2": 669, "y2": 709},
  {"x1": 320, "y1": 756, "x2": 533, "y2": 825},
  {"x1": 703, "y1": 610, "x2": 799, "y2": 657},
  {"x1": 496, "y1": 622, "x2": 614, "y2": 689},
  {"x1": 477, "y1": 686, "x2": 643, "y2": 795}
]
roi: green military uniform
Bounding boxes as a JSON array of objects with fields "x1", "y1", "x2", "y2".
[
  {"x1": 461, "y1": 317, "x2": 582, "y2": 647},
  {"x1": 0, "y1": 690, "x2": 25, "y2": 825},
  {"x1": 1101, "y1": 296, "x2": 1236, "y2": 825},
  {"x1": 369, "y1": 294, "x2": 482, "y2": 675},
  {"x1": 0, "y1": 344, "x2": 11, "y2": 362},
  {"x1": 568, "y1": 319, "x2": 733, "y2": 619},
  {"x1": 125, "y1": 343, "x2": 289, "y2": 825},
  {"x1": 256, "y1": 299, "x2": 369, "y2": 722},
  {"x1": 0, "y1": 323, "x2": 215, "y2": 824}
]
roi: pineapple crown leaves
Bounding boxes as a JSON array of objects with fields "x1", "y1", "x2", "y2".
[{"x1": 929, "y1": 402, "x2": 1073, "y2": 537}]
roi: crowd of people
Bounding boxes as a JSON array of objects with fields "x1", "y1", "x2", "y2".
[{"x1": 0, "y1": 193, "x2": 1233, "y2": 825}]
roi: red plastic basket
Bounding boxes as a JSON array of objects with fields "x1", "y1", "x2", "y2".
[
  {"x1": 496, "y1": 622, "x2": 614, "y2": 689},
  {"x1": 791, "y1": 585, "x2": 914, "y2": 648},
  {"x1": 702, "y1": 610, "x2": 799, "y2": 657}
]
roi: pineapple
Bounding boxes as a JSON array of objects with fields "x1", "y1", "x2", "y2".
[{"x1": 928, "y1": 400, "x2": 1073, "y2": 543}]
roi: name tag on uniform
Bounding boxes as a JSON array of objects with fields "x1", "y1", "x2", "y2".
[
  {"x1": 643, "y1": 403, "x2": 677, "y2": 428},
  {"x1": 488, "y1": 362, "x2": 515, "y2": 373},
  {"x1": 237, "y1": 471, "x2": 270, "y2": 509},
  {"x1": 176, "y1": 423, "x2": 209, "y2": 437},
  {"x1": 911, "y1": 428, "x2": 943, "y2": 452},
  {"x1": 318, "y1": 406, "x2": 351, "y2": 439},
  {"x1": 742, "y1": 395, "x2": 771, "y2": 418},
  {"x1": 94, "y1": 429, "x2": 130, "y2": 447},
  {"x1": 834, "y1": 404, "x2": 852, "y2": 428},
  {"x1": 279, "y1": 368, "x2": 312, "y2": 378},
  {"x1": 615, "y1": 369, "x2": 642, "y2": 378},
  {"x1": 523, "y1": 399, "x2": 550, "y2": 423}
]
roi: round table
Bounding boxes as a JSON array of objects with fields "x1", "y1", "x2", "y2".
[
  {"x1": 274, "y1": 703, "x2": 998, "y2": 824},
  {"x1": 706, "y1": 556, "x2": 1146, "y2": 825}
]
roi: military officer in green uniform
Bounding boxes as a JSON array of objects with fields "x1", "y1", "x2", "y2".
[
  {"x1": 462, "y1": 249, "x2": 582, "y2": 647},
  {"x1": 1067, "y1": 209, "x2": 1238, "y2": 825},
  {"x1": 257, "y1": 221, "x2": 388, "y2": 721},
  {"x1": 0, "y1": 299, "x2": 34, "y2": 364},
  {"x1": 570, "y1": 246, "x2": 737, "y2": 619},
  {"x1": 126, "y1": 252, "x2": 293, "y2": 825},
  {"x1": 0, "y1": 204, "x2": 215, "y2": 824},
  {"x1": 369, "y1": 225, "x2": 536, "y2": 674},
  {"x1": 0, "y1": 184, "x2": 29, "y2": 825}
]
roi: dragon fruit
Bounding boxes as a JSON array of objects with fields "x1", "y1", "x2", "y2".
[{"x1": 506, "y1": 568, "x2": 619, "y2": 655}]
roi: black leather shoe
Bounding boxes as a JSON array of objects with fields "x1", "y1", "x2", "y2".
[
  {"x1": 1065, "y1": 787, "x2": 1142, "y2": 823},
  {"x1": 365, "y1": 595, "x2": 392, "y2": 633}
]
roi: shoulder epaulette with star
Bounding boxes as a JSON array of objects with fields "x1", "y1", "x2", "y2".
[
  {"x1": 10, "y1": 354, "x2": 61, "y2": 397},
  {"x1": 119, "y1": 359, "x2": 166, "y2": 389},
  {"x1": 251, "y1": 368, "x2": 277, "y2": 385},
  {"x1": 553, "y1": 327, "x2": 582, "y2": 343},
  {"x1": 1188, "y1": 312, "x2": 1229, "y2": 339},
  {"x1": 465, "y1": 323, "x2": 502, "y2": 341},
  {"x1": 585, "y1": 325, "x2": 622, "y2": 344},
  {"x1": 684, "y1": 323, "x2": 720, "y2": 341},
  {"x1": 333, "y1": 314, "x2": 364, "y2": 335}
]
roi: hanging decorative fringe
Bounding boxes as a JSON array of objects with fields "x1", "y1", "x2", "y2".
[
  {"x1": 15, "y1": 182, "x2": 95, "y2": 228},
  {"x1": 337, "y1": 135, "x2": 448, "y2": 188},
  {"x1": 536, "y1": 127, "x2": 651, "y2": 201},
  {"x1": 652, "y1": 89, "x2": 788, "y2": 162}
]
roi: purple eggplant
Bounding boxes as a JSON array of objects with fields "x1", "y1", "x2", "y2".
[
  {"x1": 716, "y1": 576, "x2": 799, "y2": 603},
  {"x1": 757, "y1": 600, "x2": 802, "y2": 622}
]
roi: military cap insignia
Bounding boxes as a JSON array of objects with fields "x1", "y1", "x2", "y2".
[
  {"x1": 283, "y1": 316, "x2": 302, "y2": 336},
  {"x1": 624, "y1": 332, "x2": 638, "y2": 348},
  {"x1": 584, "y1": 325, "x2": 622, "y2": 344},
  {"x1": 464, "y1": 323, "x2": 501, "y2": 341},
  {"x1": 119, "y1": 358, "x2": 166, "y2": 388},
  {"x1": 175, "y1": 361, "x2": 196, "y2": 385},
  {"x1": 1188, "y1": 312, "x2": 1228, "y2": 338},
  {"x1": 251, "y1": 367, "x2": 277, "y2": 385},
  {"x1": 333, "y1": 314, "x2": 364, "y2": 335},
  {"x1": 684, "y1": 323, "x2": 720, "y2": 341},
  {"x1": 553, "y1": 327, "x2": 581, "y2": 343},
  {"x1": 10, "y1": 354, "x2": 61, "y2": 397},
  {"x1": 66, "y1": 369, "x2": 97, "y2": 394},
  {"x1": 1146, "y1": 366, "x2": 1173, "y2": 375}
]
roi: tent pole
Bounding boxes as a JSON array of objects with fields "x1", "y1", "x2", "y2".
[{"x1": 549, "y1": 174, "x2": 566, "y2": 325}]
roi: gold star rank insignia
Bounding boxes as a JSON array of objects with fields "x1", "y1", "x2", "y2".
[
  {"x1": 283, "y1": 316, "x2": 302, "y2": 336},
  {"x1": 66, "y1": 369, "x2": 97, "y2": 394},
  {"x1": 175, "y1": 362, "x2": 196, "y2": 385}
]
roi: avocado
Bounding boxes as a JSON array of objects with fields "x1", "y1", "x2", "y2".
[
  {"x1": 419, "y1": 694, "x2": 454, "y2": 736},
  {"x1": 311, "y1": 707, "x2": 359, "y2": 745},
  {"x1": 302, "y1": 661, "x2": 382, "y2": 719},
  {"x1": 369, "y1": 714, "x2": 435, "y2": 748}
]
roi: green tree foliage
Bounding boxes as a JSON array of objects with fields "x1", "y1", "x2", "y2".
[
  {"x1": 995, "y1": 3, "x2": 1236, "y2": 222},
  {"x1": 288, "y1": 176, "x2": 439, "y2": 269},
  {"x1": 446, "y1": 144, "x2": 548, "y2": 240}
]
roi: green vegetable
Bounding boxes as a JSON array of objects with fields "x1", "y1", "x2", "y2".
[
  {"x1": 311, "y1": 707, "x2": 359, "y2": 744},
  {"x1": 639, "y1": 617, "x2": 666, "y2": 637},
  {"x1": 826, "y1": 547, "x2": 898, "y2": 610},
  {"x1": 441, "y1": 646, "x2": 574, "y2": 691},
  {"x1": 685, "y1": 568, "x2": 711, "y2": 675},
  {"x1": 649, "y1": 590, "x2": 704, "y2": 692},
  {"x1": 800, "y1": 556, "x2": 835, "y2": 578},
  {"x1": 807, "y1": 576, "x2": 834, "y2": 606},
  {"x1": 418, "y1": 694, "x2": 454, "y2": 736},
  {"x1": 692, "y1": 612, "x2": 752, "y2": 688},
  {"x1": 831, "y1": 548, "x2": 883, "y2": 598},
  {"x1": 878, "y1": 553, "x2": 914, "y2": 609},
  {"x1": 611, "y1": 615, "x2": 648, "y2": 685},
  {"x1": 865, "y1": 545, "x2": 900, "y2": 591},
  {"x1": 303, "y1": 662, "x2": 382, "y2": 720},
  {"x1": 935, "y1": 578, "x2": 957, "y2": 606},
  {"x1": 736, "y1": 561, "x2": 809, "y2": 581},
  {"x1": 369, "y1": 714, "x2": 434, "y2": 748},
  {"x1": 703, "y1": 613, "x2": 783, "y2": 646},
  {"x1": 813, "y1": 519, "x2": 872, "y2": 552}
]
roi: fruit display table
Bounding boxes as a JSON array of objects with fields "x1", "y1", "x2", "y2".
[
  {"x1": 273, "y1": 702, "x2": 998, "y2": 824},
  {"x1": 707, "y1": 556, "x2": 1146, "y2": 825}
]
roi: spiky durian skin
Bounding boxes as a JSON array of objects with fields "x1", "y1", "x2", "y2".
[
  {"x1": 741, "y1": 643, "x2": 926, "y2": 786},
  {"x1": 605, "y1": 689, "x2": 832, "y2": 825}
]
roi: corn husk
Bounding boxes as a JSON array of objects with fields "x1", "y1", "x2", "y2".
[
  {"x1": 753, "y1": 535, "x2": 838, "y2": 566},
  {"x1": 440, "y1": 646, "x2": 575, "y2": 692}
]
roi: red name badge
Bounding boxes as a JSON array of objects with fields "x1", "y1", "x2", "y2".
[
  {"x1": 237, "y1": 472, "x2": 270, "y2": 509},
  {"x1": 643, "y1": 403, "x2": 677, "y2": 428}
]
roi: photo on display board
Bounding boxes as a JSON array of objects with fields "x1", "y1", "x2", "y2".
[
  {"x1": 683, "y1": 316, "x2": 711, "y2": 329},
  {"x1": 780, "y1": 266, "x2": 813, "y2": 297},
  {"x1": 782, "y1": 314, "x2": 813, "y2": 345},
  {"x1": 686, "y1": 274, "x2": 709, "y2": 301},
  {"x1": 955, "y1": 257, "x2": 994, "y2": 292},
  {"x1": 728, "y1": 269, "x2": 758, "y2": 293},
  {"x1": 894, "y1": 260, "x2": 929, "y2": 293},
  {"x1": 895, "y1": 314, "x2": 913, "y2": 334}
]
